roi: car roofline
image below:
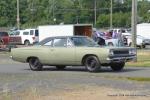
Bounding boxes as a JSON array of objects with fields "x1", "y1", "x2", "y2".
[{"x1": 43, "y1": 35, "x2": 88, "y2": 39}]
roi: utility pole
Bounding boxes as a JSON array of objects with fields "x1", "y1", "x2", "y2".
[
  {"x1": 131, "y1": 0, "x2": 137, "y2": 48},
  {"x1": 110, "y1": 0, "x2": 113, "y2": 29},
  {"x1": 17, "y1": 0, "x2": 20, "y2": 29},
  {"x1": 52, "y1": 0, "x2": 56, "y2": 24},
  {"x1": 94, "y1": 0, "x2": 97, "y2": 26}
]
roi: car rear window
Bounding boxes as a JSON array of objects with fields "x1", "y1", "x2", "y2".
[{"x1": 0, "y1": 32, "x2": 8, "y2": 36}]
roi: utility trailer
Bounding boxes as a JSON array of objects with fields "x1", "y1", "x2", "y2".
[{"x1": 38, "y1": 24, "x2": 93, "y2": 41}]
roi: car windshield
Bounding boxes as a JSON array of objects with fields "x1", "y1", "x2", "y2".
[{"x1": 70, "y1": 37, "x2": 99, "y2": 47}]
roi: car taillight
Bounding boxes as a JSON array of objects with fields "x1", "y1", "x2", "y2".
[{"x1": 32, "y1": 37, "x2": 35, "y2": 40}]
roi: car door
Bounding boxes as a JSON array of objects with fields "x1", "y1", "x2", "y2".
[
  {"x1": 50, "y1": 37, "x2": 76, "y2": 65},
  {"x1": 36, "y1": 38, "x2": 53, "y2": 64}
]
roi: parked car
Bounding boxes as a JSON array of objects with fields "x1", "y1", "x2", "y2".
[
  {"x1": 123, "y1": 33, "x2": 146, "y2": 48},
  {"x1": 10, "y1": 36, "x2": 136, "y2": 72},
  {"x1": 105, "y1": 38, "x2": 124, "y2": 47}
]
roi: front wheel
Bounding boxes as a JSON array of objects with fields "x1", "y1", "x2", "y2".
[
  {"x1": 84, "y1": 56, "x2": 101, "y2": 72},
  {"x1": 29, "y1": 58, "x2": 43, "y2": 71},
  {"x1": 110, "y1": 62, "x2": 125, "y2": 71}
]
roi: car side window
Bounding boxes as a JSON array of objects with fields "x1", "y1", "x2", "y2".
[
  {"x1": 67, "y1": 39, "x2": 73, "y2": 47},
  {"x1": 23, "y1": 32, "x2": 29, "y2": 35},
  {"x1": 53, "y1": 38, "x2": 67, "y2": 47},
  {"x1": 15, "y1": 31, "x2": 20, "y2": 35},
  {"x1": 44, "y1": 40, "x2": 52, "y2": 46},
  {"x1": 30, "y1": 30, "x2": 34, "y2": 35},
  {"x1": 35, "y1": 30, "x2": 39, "y2": 36}
]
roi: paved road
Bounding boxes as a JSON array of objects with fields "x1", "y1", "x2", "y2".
[
  {"x1": 0, "y1": 52, "x2": 150, "y2": 78},
  {"x1": 0, "y1": 52, "x2": 150, "y2": 96},
  {"x1": 0, "y1": 63, "x2": 150, "y2": 78},
  {"x1": 0, "y1": 62, "x2": 150, "y2": 94}
]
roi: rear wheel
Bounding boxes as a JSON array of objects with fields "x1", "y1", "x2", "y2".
[
  {"x1": 24, "y1": 40, "x2": 30, "y2": 46},
  {"x1": 110, "y1": 62, "x2": 125, "y2": 71},
  {"x1": 84, "y1": 56, "x2": 100, "y2": 72},
  {"x1": 56, "y1": 66, "x2": 66, "y2": 70},
  {"x1": 29, "y1": 58, "x2": 43, "y2": 71}
]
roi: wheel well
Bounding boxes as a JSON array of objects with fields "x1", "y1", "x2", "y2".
[
  {"x1": 24, "y1": 40, "x2": 30, "y2": 43},
  {"x1": 26, "y1": 57, "x2": 38, "y2": 62},
  {"x1": 82, "y1": 54, "x2": 98, "y2": 65}
]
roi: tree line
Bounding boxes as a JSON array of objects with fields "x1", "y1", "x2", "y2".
[{"x1": 0, "y1": 0, "x2": 150, "y2": 29}]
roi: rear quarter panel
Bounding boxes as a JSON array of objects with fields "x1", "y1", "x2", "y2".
[{"x1": 11, "y1": 46, "x2": 52, "y2": 63}]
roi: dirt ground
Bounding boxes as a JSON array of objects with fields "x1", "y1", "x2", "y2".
[{"x1": 7, "y1": 86, "x2": 149, "y2": 100}]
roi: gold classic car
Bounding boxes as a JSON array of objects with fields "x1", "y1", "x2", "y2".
[{"x1": 10, "y1": 36, "x2": 136, "y2": 72}]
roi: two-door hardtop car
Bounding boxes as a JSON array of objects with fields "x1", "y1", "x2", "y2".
[{"x1": 10, "y1": 36, "x2": 136, "y2": 72}]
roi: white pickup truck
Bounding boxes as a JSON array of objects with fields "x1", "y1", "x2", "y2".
[{"x1": 10, "y1": 29, "x2": 38, "y2": 45}]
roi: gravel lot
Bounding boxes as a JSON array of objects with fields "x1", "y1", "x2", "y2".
[{"x1": 0, "y1": 52, "x2": 150, "y2": 99}]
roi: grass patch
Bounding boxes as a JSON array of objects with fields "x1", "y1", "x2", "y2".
[
  {"x1": 126, "y1": 50, "x2": 150, "y2": 67},
  {"x1": 126, "y1": 77, "x2": 150, "y2": 82},
  {"x1": 0, "y1": 85, "x2": 149, "y2": 100},
  {"x1": 102, "y1": 75, "x2": 150, "y2": 82},
  {"x1": 0, "y1": 51, "x2": 9, "y2": 54}
]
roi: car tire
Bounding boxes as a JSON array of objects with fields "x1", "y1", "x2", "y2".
[
  {"x1": 56, "y1": 66, "x2": 66, "y2": 70},
  {"x1": 29, "y1": 58, "x2": 43, "y2": 71},
  {"x1": 84, "y1": 56, "x2": 100, "y2": 72},
  {"x1": 24, "y1": 40, "x2": 30, "y2": 46},
  {"x1": 110, "y1": 62, "x2": 125, "y2": 71}
]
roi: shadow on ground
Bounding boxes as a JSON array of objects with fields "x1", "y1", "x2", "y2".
[{"x1": 24, "y1": 66, "x2": 145, "y2": 73}]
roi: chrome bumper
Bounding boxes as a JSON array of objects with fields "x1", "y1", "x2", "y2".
[{"x1": 107, "y1": 56, "x2": 136, "y2": 62}]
